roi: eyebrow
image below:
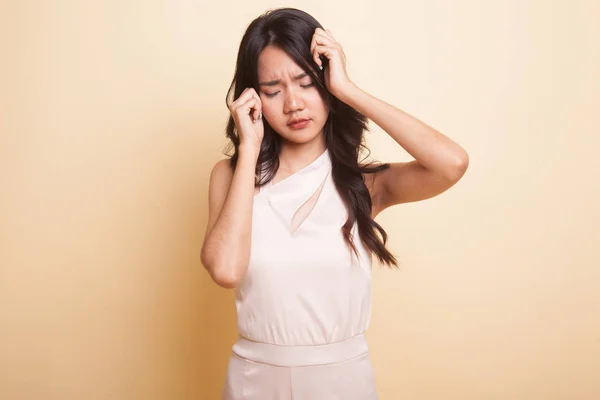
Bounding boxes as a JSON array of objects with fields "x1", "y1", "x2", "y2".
[{"x1": 259, "y1": 72, "x2": 309, "y2": 87}]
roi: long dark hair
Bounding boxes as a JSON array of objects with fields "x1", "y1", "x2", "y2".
[{"x1": 224, "y1": 7, "x2": 398, "y2": 267}]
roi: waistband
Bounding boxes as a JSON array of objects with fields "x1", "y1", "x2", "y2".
[{"x1": 231, "y1": 333, "x2": 369, "y2": 367}]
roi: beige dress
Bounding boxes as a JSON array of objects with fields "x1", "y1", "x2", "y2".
[{"x1": 222, "y1": 149, "x2": 378, "y2": 399}]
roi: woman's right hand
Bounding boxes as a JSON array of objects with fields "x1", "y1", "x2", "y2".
[{"x1": 229, "y1": 88, "x2": 264, "y2": 156}]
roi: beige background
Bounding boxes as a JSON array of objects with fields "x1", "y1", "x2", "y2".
[{"x1": 1, "y1": 0, "x2": 599, "y2": 399}]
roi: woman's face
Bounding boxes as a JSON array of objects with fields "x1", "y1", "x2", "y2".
[{"x1": 257, "y1": 45, "x2": 329, "y2": 145}]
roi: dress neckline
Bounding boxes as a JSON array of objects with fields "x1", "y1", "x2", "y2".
[
  {"x1": 263, "y1": 148, "x2": 332, "y2": 232},
  {"x1": 268, "y1": 149, "x2": 331, "y2": 189}
]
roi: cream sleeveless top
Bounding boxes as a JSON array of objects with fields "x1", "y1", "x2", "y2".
[{"x1": 233, "y1": 148, "x2": 373, "y2": 347}]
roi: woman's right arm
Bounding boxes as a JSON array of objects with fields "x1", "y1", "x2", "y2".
[
  {"x1": 201, "y1": 148, "x2": 258, "y2": 288},
  {"x1": 201, "y1": 88, "x2": 264, "y2": 289}
]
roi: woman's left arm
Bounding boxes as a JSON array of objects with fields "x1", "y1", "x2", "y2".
[
  {"x1": 310, "y1": 27, "x2": 469, "y2": 214},
  {"x1": 339, "y1": 83, "x2": 469, "y2": 210}
]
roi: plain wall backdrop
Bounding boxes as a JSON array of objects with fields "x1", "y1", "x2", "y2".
[{"x1": 1, "y1": 0, "x2": 599, "y2": 399}]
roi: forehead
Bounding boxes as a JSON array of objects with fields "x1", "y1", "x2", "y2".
[{"x1": 257, "y1": 46, "x2": 304, "y2": 79}]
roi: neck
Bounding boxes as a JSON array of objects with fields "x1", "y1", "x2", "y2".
[{"x1": 278, "y1": 134, "x2": 327, "y2": 174}]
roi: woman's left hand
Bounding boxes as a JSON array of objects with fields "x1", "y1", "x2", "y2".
[{"x1": 310, "y1": 28, "x2": 355, "y2": 99}]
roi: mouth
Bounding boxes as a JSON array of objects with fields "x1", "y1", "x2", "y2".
[{"x1": 287, "y1": 118, "x2": 311, "y2": 129}]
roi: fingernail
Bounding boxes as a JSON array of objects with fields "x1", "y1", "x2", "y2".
[
  {"x1": 259, "y1": 111, "x2": 262, "y2": 120},
  {"x1": 319, "y1": 65, "x2": 323, "y2": 71}
]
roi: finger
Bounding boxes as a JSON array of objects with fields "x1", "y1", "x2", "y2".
[
  {"x1": 313, "y1": 45, "x2": 337, "y2": 64},
  {"x1": 250, "y1": 90, "x2": 262, "y2": 121},
  {"x1": 313, "y1": 33, "x2": 337, "y2": 55},
  {"x1": 232, "y1": 89, "x2": 251, "y2": 109},
  {"x1": 242, "y1": 90, "x2": 262, "y2": 122},
  {"x1": 311, "y1": 29, "x2": 335, "y2": 66},
  {"x1": 310, "y1": 34, "x2": 320, "y2": 66},
  {"x1": 315, "y1": 28, "x2": 336, "y2": 44},
  {"x1": 316, "y1": 27, "x2": 329, "y2": 37},
  {"x1": 318, "y1": 28, "x2": 334, "y2": 41},
  {"x1": 233, "y1": 88, "x2": 258, "y2": 111},
  {"x1": 311, "y1": 41, "x2": 332, "y2": 67},
  {"x1": 242, "y1": 87, "x2": 259, "y2": 103},
  {"x1": 234, "y1": 96, "x2": 258, "y2": 120}
]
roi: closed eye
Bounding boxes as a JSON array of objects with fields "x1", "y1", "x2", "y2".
[{"x1": 263, "y1": 83, "x2": 315, "y2": 98}]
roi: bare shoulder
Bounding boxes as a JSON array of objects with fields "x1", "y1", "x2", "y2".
[
  {"x1": 208, "y1": 158, "x2": 259, "y2": 206},
  {"x1": 208, "y1": 159, "x2": 234, "y2": 209},
  {"x1": 210, "y1": 158, "x2": 234, "y2": 185},
  {"x1": 205, "y1": 159, "x2": 234, "y2": 234}
]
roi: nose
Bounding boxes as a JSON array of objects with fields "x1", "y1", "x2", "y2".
[{"x1": 283, "y1": 88, "x2": 305, "y2": 114}]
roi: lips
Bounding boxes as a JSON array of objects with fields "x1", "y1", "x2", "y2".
[{"x1": 287, "y1": 118, "x2": 310, "y2": 126}]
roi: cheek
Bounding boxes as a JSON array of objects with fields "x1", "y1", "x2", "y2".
[
  {"x1": 261, "y1": 102, "x2": 287, "y2": 128},
  {"x1": 260, "y1": 103, "x2": 277, "y2": 122},
  {"x1": 310, "y1": 96, "x2": 329, "y2": 120}
]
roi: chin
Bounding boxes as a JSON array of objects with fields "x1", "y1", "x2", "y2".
[{"x1": 281, "y1": 130, "x2": 323, "y2": 145}]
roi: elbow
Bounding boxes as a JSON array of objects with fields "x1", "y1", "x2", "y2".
[
  {"x1": 446, "y1": 150, "x2": 469, "y2": 182},
  {"x1": 201, "y1": 248, "x2": 243, "y2": 289},
  {"x1": 210, "y1": 271, "x2": 240, "y2": 289}
]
